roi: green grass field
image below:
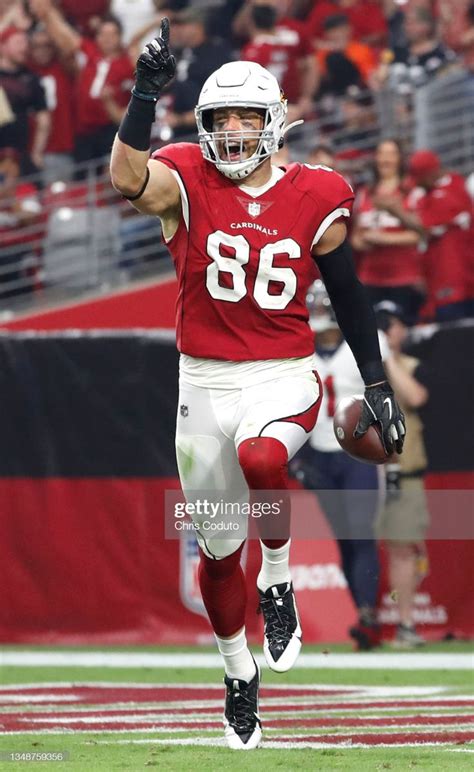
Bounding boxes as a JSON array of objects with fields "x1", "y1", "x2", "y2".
[{"x1": 0, "y1": 642, "x2": 473, "y2": 771}]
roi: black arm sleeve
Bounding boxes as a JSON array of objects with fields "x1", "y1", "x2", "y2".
[
  {"x1": 118, "y1": 93, "x2": 156, "y2": 151},
  {"x1": 314, "y1": 239, "x2": 386, "y2": 385}
]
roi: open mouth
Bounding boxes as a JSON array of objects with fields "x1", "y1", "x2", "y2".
[{"x1": 223, "y1": 142, "x2": 244, "y2": 162}]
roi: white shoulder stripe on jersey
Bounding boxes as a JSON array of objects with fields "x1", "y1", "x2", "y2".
[
  {"x1": 165, "y1": 168, "x2": 190, "y2": 238},
  {"x1": 311, "y1": 207, "x2": 351, "y2": 248}
]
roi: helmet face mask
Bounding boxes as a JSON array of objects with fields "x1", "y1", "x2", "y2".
[
  {"x1": 307, "y1": 280, "x2": 339, "y2": 333},
  {"x1": 195, "y1": 61, "x2": 288, "y2": 180}
]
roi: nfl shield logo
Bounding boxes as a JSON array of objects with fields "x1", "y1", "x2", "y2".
[
  {"x1": 180, "y1": 404, "x2": 188, "y2": 417},
  {"x1": 247, "y1": 201, "x2": 261, "y2": 218}
]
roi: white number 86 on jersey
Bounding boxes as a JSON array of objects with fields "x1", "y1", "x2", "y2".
[{"x1": 206, "y1": 230, "x2": 301, "y2": 311}]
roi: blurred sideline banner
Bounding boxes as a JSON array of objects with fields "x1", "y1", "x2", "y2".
[{"x1": 1, "y1": 329, "x2": 473, "y2": 644}]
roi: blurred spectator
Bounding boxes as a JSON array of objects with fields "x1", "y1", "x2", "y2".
[
  {"x1": 377, "y1": 149, "x2": 472, "y2": 321},
  {"x1": 165, "y1": 7, "x2": 228, "y2": 138},
  {"x1": 290, "y1": 281, "x2": 387, "y2": 651},
  {"x1": 0, "y1": 147, "x2": 42, "y2": 299},
  {"x1": 238, "y1": 0, "x2": 318, "y2": 120},
  {"x1": 0, "y1": 0, "x2": 32, "y2": 33},
  {"x1": 329, "y1": 88, "x2": 379, "y2": 181},
  {"x1": 307, "y1": 0, "x2": 388, "y2": 50},
  {"x1": 29, "y1": 26, "x2": 75, "y2": 182},
  {"x1": 56, "y1": 0, "x2": 109, "y2": 37},
  {"x1": 374, "y1": 300, "x2": 429, "y2": 649},
  {"x1": 30, "y1": 0, "x2": 134, "y2": 166},
  {"x1": 315, "y1": 13, "x2": 378, "y2": 96},
  {"x1": 457, "y1": 1, "x2": 474, "y2": 71},
  {"x1": 378, "y1": 6, "x2": 458, "y2": 89},
  {"x1": 0, "y1": 26, "x2": 50, "y2": 172},
  {"x1": 436, "y1": 0, "x2": 473, "y2": 55},
  {"x1": 177, "y1": 0, "x2": 245, "y2": 45},
  {"x1": 381, "y1": 0, "x2": 409, "y2": 64},
  {"x1": 351, "y1": 138, "x2": 424, "y2": 323},
  {"x1": 111, "y1": 0, "x2": 163, "y2": 47},
  {"x1": 306, "y1": 143, "x2": 336, "y2": 169}
]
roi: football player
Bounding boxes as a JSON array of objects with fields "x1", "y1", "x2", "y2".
[
  {"x1": 291, "y1": 281, "x2": 389, "y2": 651},
  {"x1": 110, "y1": 18, "x2": 405, "y2": 751}
]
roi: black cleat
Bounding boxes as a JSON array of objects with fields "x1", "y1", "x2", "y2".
[
  {"x1": 349, "y1": 622, "x2": 382, "y2": 651},
  {"x1": 223, "y1": 659, "x2": 262, "y2": 750},
  {"x1": 258, "y1": 581, "x2": 302, "y2": 672}
]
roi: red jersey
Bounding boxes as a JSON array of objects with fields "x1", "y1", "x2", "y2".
[
  {"x1": 60, "y1": 0, "x2": 109, "y2": 34},
  {"x1": 31, "y1": 61, "x2": 75, "y2": 153},
  {"x1": 354, "y1": 185, "x2": 422, "y2": 287},
  {"x1": 241, "y1": 20, "x2": 313, "y2": 103},
  {"x1": 407, "y1": 173, "x2": 472, "y2": 308},
  {"x1": 307, "y1": 0, "x2": 387, "y2": 45},
  {"x1": 151, "y1": 144, "x2": 354, "y2": 361},
  {"x1": 76, "y1": 39, "x2": 133, "y2": 135}
]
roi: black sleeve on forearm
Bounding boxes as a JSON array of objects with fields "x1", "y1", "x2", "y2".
[
  {"x1": 118, "y1": 93, "x2": 156, "y2": 151},
  {"x1": 314, "y1": 239, "x2": 386, "y2": 385}
]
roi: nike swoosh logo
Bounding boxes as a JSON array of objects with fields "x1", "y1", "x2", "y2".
[{"x1": 383, "y1": 397, "x2": 393, "y2": 420}]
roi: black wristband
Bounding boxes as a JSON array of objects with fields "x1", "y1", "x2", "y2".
[
  {"x1": 359, "y1": 360, "x2": 387, "y2": 386},
  {"x1": 118, "y1": 93, "x2": 157, "y2": 151}
]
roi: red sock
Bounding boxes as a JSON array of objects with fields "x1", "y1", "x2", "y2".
[
  {"x1": 238, "y1": 436, "x2": 290, "y2": 549},
  {"x1": 198, "y1": 544, "x2": 246, "y2": 637}
]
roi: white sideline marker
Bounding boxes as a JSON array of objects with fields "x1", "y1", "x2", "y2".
[{"x1": 1, "y1": 651, "x2": 473, "y2": 670}]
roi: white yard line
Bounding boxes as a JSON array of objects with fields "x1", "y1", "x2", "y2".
[
  {"x1": 4, "y1": 705, "x2": 472, "y2": 718},
  {"x1": 0, "y1": 695, "x2": 81, "y2": 704},
  {"x1": 1, "y1": 652, "x2": 472, "y2": 670},
  {"x1": 17, "y1": 716, "x2": 474, "y2": 732},
  {"x1": 0, "y1": 682, "x2": 452, "y2": 696},
  {"x1": 94, "y1": 737, "x2": 474, "y2": 749},
  {"x1": 2, "y1": 726, "x2": 474, "y2": 738}
]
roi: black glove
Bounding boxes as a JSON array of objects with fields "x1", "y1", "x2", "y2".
[
  {"x1": 133, "y1": 17, "x2": 176, "y2": 101},
  {"x1": 354, "y1": 381, "x2": 406, "y2": 455}
]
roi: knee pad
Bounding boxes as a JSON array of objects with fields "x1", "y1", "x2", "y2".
[
  {"x1": 199, "y1": 542, "x2": 244, "y2": 580},
  {"x1": 238, "y1": 437, "x2": 288, "y2": 489}
]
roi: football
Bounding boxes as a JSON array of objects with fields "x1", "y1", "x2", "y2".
[{"x1": 333, "y1": 396, "x2": 394, "y2": 465}]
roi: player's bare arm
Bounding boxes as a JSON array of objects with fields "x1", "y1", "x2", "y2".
[
  {"x1": 311, "y1": 219, "x2": 347, "y2": 256},
  {"x1": 311, "y1": 220, "x2": 406, "y2": 455},
  {"x1": 110, "y1": 18, "x2": 181, "y2": 227},
  {"x1": 30, "y1": 0, "x2": 81, "y2": 57}
]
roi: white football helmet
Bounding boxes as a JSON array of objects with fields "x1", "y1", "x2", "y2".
[
  {"x1": 195, "y1": 61, "x2": 288, "y2": 180},
  {"x1": 306, "y1": 280, "x2": 339, "y2": 333}
]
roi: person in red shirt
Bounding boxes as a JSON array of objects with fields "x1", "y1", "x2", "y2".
[
  {"x1": 315, "y1": 13, "x2": 378, "y2": 95},
  {"x1": 30, "y1": 0, "x2": 134, "y2": 168},
  {"x1": 351, "y1": 138, "x2": 424, "y2": 323},
  {"x1": 238, "y1": 0, "x2": 319, "y2": 120},
  {"x1": 378, "y1": 150, "x2": 472, "y2": 321},
  {"x1": 0, "y1": 147, "x2": 42, "y2": 298},
  {"x1": 110, "y1": 20, "x2": 405, "y2": 750},
  {"x1": 29, "y1": 27, "x2": 75, "y2": 182},
  {"x1": 55, "y1": 0, "x2": 109, "y2": 36},
  {"x1": 307, "y1": 0, "x2": 388, "y2": 51}
]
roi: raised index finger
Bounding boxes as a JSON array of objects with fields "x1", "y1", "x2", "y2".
[{"x1": 160, "y1": 17, "x2": 170, "y2": 45}]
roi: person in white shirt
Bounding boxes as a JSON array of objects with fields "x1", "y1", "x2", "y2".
[{"x1": 291, "y1": 280, "x2": 388, "y2": 650}]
